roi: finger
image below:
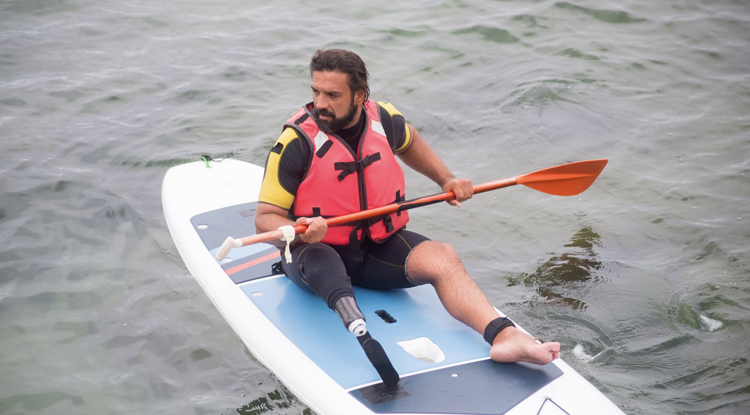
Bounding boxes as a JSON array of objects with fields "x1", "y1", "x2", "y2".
[
  {"x1": 461, "y1": 181, "x2": 474, "y2": 199},
  {"x1": 447, "y1": 200, "x2": 461, "y2": 208},
  {"x1": 300, "y1": 229, "x2": 322, "y2": 244},
  {"x1": 464, "y1": 185, "x2": 474, "y2": 199},
  {"x1": 310, "y1": 217, "x2": 327, "y2": 229},
  {"x1": 442, "y1": 179, "x2": 458, "y2": 193},
  {"x1": 450, "y1": 187, "x2": 463, "y2": 201}
]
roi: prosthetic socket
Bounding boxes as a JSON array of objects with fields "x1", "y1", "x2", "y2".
[{"x1": 334, "y1": 296, "x2": 367, "y2": 337}]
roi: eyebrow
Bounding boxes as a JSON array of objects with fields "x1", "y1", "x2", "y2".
[{"x1": 311, "y1": 86, "x2": 341, "y2": 97}]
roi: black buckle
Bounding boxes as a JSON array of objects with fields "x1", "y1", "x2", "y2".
[
  {"x1": 335, "y1": 153, "x2": 382, "y2": 181},
  {"x1": 271, "y1": 261, "x2": 283, "y2": 275},
  {"x1": 383, "y1": 215, "x2": 394, "y2": 233}
]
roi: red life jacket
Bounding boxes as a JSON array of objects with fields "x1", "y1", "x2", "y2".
[{"x1": 287, "y1": 100, "x2": 409, "y2": 246}]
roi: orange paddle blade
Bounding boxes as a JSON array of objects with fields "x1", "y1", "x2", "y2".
[{"x1": 515, "y1": 159, "x2": 608, "y2": 196}]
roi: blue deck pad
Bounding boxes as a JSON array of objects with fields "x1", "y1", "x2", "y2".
[
  {"x1": 191, "y1": 202, "x2": 258, "y2": 249},
  {"x1": 243, "y1": 277, "x2": 502, "y2": 389},
  {"x1": 209, "y1": 242, "x2": 273, "y2": 263},
  {"x1": 195, "y1": 202, "x2": 564, "y2": 412},
  {"x1": 191, "y1": 203, "x2": 278, "y2": 283},
  {"x1": 217, "y1": 244, "x2": 278, "y2": 284},
  {"x1": 350, "y1": 359, "x2": 563, "y2": 415}
]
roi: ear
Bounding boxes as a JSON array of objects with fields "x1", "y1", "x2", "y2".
[{"x1": 353, "y1": 88, "x2": 366, "y2": 106}]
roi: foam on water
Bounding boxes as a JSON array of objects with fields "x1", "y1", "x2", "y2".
[
  {"x1": 572, "y1": 343, "x2": 605, "y2": 363},
  {"x1": 699, "y1": 314, "x2": 723, "y2": 332}
]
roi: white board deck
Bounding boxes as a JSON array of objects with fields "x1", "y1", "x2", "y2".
[{"x1": 162, "y1": 158, "x2": 625, "y2": 415}]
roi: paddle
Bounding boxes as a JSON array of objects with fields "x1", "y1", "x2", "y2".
[{"x1": 215, "y1": 159, "x2": 608, "y2": 261}]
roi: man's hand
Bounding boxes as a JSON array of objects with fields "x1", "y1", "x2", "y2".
[
  {"x1": 442, "y1": 177, "x2": 474, "y2": 208},
  {"x1": 297, "y1": 216, "x2": 327, "y2": 243}
]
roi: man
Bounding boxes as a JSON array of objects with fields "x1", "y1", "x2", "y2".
[{"x1": 256, "y1": 49, "x2": 560, "y2": 384}]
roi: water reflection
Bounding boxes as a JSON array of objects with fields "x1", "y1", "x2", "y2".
[
  {"x1": 507, "y1": 227, "x2": 604, "y2": 310},
  {"x1": 234, "y1": 388, "x2": 312, "y2": 415}
]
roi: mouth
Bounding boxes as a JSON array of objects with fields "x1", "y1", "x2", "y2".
[{"x1": 314, "y1": 108, "x2": 334, "y2": 120}]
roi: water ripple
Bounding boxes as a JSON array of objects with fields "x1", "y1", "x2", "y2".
[{"x1": 2, "y1": 0, "x2": 749, "y2": 414}]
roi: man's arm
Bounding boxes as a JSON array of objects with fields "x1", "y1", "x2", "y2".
[
  {"x1": 255, "y1": 127, "x2": 327, "y2": 245},
  {"x1": 255, "y1": 203, "x2": 328, "y2": 246},
  {"x1": 397, "y1": 124, "x2": 473, "y2": 207}
]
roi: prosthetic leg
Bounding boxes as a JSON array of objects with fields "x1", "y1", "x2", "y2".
[{"x1": 334, "y1": 296, "x2": 399, "y2": 386}]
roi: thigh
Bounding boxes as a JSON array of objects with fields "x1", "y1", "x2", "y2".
[
  {"x1": 349, "y1": 229, "x2": 431, "y2": 289},
  {"x1": 280, "y1": 243, "x2": 321, "y2": 291},
  {"x1": 281, "y1": 243, "x2": 354, "y2": 308}
]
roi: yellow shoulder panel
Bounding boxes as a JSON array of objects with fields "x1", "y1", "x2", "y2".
[
  {"x1": 396, "y1": 123, "x2": 412, "y2": 153},
  {"x1": 377, "y1": 101, "x2": 403, "y2": 117},
  {"x1": 377, "y1": 101, "x2": 411, "y2": 152},
  {"x1": 258, "y1": 128, "x2": 299, "y2": 210}
]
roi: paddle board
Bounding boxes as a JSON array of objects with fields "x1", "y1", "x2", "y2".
[{"x1": 162, "y1": 158, "x2": 625, "y2": 415}]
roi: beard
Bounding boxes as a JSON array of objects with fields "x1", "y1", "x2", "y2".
[{"x1": 313, "y1": 98, "x2": 359, "y2": 134}]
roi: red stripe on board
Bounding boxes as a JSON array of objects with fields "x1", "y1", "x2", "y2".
[{"x1": 225, "y1": 251, "x2": 280, "y2": 276}]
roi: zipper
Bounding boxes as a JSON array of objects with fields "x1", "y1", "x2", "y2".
[{"x1": 332, "y1": 105, "x2": 370, "y2": 239}]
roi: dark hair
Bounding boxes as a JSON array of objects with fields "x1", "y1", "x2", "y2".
[{"x1": 309, "y1": 49, "x2": 370, "y2": 100}]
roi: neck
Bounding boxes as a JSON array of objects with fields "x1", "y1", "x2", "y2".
[{"x1": 343, "y1": 104, "x2": 364, "y2": 130}]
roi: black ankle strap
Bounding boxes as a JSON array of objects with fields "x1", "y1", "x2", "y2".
[{"x1": 483, "y1": 317, "x2": 516, "y2": 345}]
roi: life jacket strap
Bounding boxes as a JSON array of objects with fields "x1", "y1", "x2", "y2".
[
  {"x1": 293, "y1": 112, "x2": 309, "y2": 125},
  {"x1": 345, "y1": 221, "x2": 366, "y2": 263},
  {"x1": 334, "y1": 152, "x2": 382, "y2": 181},
  {"x1": 365, "y1": 190, "x2": 405, "y2": 229},
  {"x1": 382, "y1": 215, "x2": 394, "y2": 233},
  {"x1": 394, "y1": 190, "x2": 404, "y2": 216}
]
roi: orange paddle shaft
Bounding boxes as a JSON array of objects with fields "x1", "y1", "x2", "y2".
[{"x1": 214, "y1": 159, "x2": 607, "y2": 260}]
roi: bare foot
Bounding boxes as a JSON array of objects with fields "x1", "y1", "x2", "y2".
[{"x1": 489, "y1": 326, "x2": 561, "y2": 365}]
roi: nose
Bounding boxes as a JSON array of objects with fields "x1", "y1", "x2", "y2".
[{"x1": 314, "y1": 94, "x2": 329, "y2": 112}]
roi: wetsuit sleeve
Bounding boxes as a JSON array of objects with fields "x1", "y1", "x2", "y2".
[
  {"x1": 377, "y1": 101, "x2": 411, "y2": 154},
  {"x1": 258, "y1": 128, "x2": 310, "y2": 210}
]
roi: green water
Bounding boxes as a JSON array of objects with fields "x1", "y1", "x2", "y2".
[{"x1": 1, "y1": 0, "x2": 749, "y2": 414}]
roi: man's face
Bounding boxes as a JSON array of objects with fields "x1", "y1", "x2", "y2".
[{"x1": 311, "y1": 70, "x2": 364, "y2": 133}]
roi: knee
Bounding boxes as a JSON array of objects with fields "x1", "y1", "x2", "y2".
[
  {"x1": 284, "y1": 243, "x2": 342, "y2": 290},
  {"x1": 299, "y1": 243, "x2": 344, "y2": 280},
  {"x1": 408, "y1": 241, "x2": 464, "y2": 284},
  {"x1": 422, "y1": 241, "x2": 461, "y2": 264},
  {"x1": 438, "y1": 241, "x2": 460, "y2": 261}
]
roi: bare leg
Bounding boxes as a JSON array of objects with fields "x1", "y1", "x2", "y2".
[{"x1": 406, "y1": 241, "x2": 561, "y2": 365}]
